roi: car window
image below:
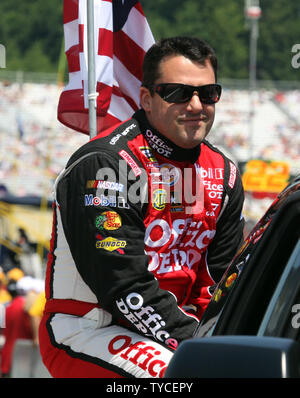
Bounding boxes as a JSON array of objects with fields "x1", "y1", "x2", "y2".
[
  {"x1": 288, "y1": 294, "x2": 300, "y2": 341},
  {"x1": 257, "y1": 237, "x2": 300, "y2": 341},
  {"x1": 208, "y1": 196, "x2": 300, "y2": 336}
]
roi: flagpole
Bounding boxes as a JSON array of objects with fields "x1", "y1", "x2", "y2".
[{"x1": 87, "y1": 0, "x2": 98, "y2": 138}]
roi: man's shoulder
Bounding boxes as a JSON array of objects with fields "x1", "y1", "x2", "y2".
[
  {"x1": 202, "y1": 139, "x2": 230, "y2": 159},
  {"x1": 201, "y1": 139, "x2": 239, "y2": 167},
  {"x1": 66, "y1": 117, "x2": 141, "y2": 167}
]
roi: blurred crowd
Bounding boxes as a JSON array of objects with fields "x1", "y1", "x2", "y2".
[
  {"x1": 0, "y1": 225, "x2": 47, "y2": 378},
  {"x1": 0, "y1": 80, "x2": 88, "y2": 199},
  {"x1": 0, "y1": 265, "x2": 45, "y2": 378},
  {"x1": 211, "y1": 88, "x2": 300, "y2": 166}
]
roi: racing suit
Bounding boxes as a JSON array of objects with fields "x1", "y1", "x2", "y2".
[{"x1": 39, "y1": 109, "x2": 244, "y2": 378}]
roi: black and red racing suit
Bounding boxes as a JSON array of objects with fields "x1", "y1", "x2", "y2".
[{"x1": 39, "y1": 109, "x2": 244, "y2": 378}]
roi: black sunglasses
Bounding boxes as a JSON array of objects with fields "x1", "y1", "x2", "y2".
[{"x1": 154, "y1": 83, "x2": 222, "y2": 104}]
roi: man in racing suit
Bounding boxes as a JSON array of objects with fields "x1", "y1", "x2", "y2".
[{"x1": 39, "y1": 37, "x2": 244, "y2": 378}]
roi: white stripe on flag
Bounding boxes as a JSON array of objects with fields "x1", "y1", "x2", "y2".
[
  {"x1": 64, "y1": 71, "x2": 83, "y2": 91},
  {"x1": 122, "y1": 7, "x2": 155, "y2": 50},
  {"x1": 95, "y1": 0, "x2": 112, "y2": 30},
  {"x1": 95, "y1": 55, "x2": 114, "y2": 86},
  {"x1": 64, "y1": 19, "x2": 79, "y2": 52},
  {"x1": 113, "y1": 56, "x2": 141, "y2": 106},
  {"x1": 78, "y1": 0, "x2": 87, "y2": 25}
]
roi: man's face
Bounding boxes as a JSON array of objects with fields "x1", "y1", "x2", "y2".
[{"x1": 140, "y1": 55, "x2": 217, "y2": 149}]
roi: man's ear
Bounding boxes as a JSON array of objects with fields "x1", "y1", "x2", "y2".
[{"x1": 140, "y1": 86, "x2": 152, "y2": 112}]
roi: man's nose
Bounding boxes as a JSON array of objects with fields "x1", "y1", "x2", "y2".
[{"x1": 186, "y1": 92, "x2": 204, "y2": 112}]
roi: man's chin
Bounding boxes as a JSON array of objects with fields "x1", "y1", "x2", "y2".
[
  {"x1": 175, "y1": 138, "x2": 204, "y2": 149},
  {"x1": 179, "y1": 130, "x2": 208, "y2": 148}
]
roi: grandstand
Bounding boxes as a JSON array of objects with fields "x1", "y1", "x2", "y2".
[
  {"x1": 211, "y1": 87, "x2": 300, "y2": 167},
  {"x1": 0, "y1": 71, "x2": 300, "y2": 224},
  {"x1": 209, "y1": 85, "x2": 300, "y2": 222},
  {"x1": 0, "y1": 77, "x2": 88, "y2": 199}
]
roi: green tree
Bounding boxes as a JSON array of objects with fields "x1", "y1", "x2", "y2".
[
  {"x1": 257, "y1": 0, "x2": 300, "y2": 81},
  {"x1": 142, "y1": 0, "x2": 300, "y2": 81},
  {"x1": 0, "y1": 0, "x2": 63, "y2": 72},
  {"x1": 22, "y1": 42, "x2": 54, "y2": 72},
  {"x1": 143, "y1": 0, "x2": 248, "y2": 79}
]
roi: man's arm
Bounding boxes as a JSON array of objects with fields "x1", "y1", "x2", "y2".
[{"x1": 58, "y1": 151, "x2": 199, "y2": 349}]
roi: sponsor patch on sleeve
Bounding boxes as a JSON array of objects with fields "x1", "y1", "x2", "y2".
[
  {"x1": 86, "y1": 180, "x2": 124, "y2": 192},
  {"x1": 95, "y1": 236, "x2": 127, "y2": 253},
  {"x1": 118, "y1": 150, "x2": 142, "y2": 177},
  {"x1": 95, "y1": 211, "x2": 122, "y2": 231}
]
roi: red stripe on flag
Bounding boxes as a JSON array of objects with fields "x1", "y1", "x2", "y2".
[
  {"x1": 79, "y1": 24, "x2": 84, "y2": 53},
  {"x1": 96, "y1": 82, "x2": 113, "y2": 116},
  {"x1": 114, "y1": 30, "x2": 145, "y2": 81},
  {"x1": 63, "y1": 0, "x2": 79, "y2": 24},
  {"x1": 58, "y1": 89, "x2": 85, "y2": 113},
  {"x1": 65, "y1": 44, "x2": 81, "y2": 73},
  {"x1": 58, "y1": 89, "x2": 89, "y2": 134},
  {"x1": 98, "y1": 28, "x2": 113, "y2": 58},
  {"x1": 134, "y1": 2, "x2": 145, "y2": 16}
]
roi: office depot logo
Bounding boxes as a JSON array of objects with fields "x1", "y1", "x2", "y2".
[{"x1": 108, "y1": 335, "x2": 168, "y2": 378}]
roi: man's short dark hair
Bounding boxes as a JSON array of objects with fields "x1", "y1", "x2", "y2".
[{"x1": 142, "y1": 36, "x2": 218, "y2": 93}]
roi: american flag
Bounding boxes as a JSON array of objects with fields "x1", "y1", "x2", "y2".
[{"x1": 58, "y1": 0, "x2": 155, "y2": 135}]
